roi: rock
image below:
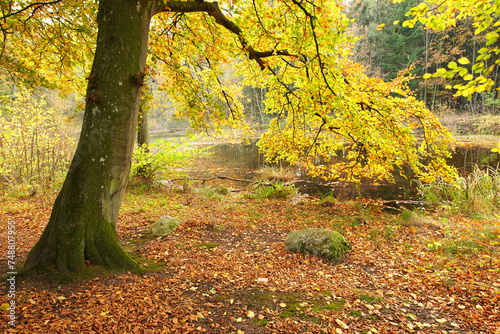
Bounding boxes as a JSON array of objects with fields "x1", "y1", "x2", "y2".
[
  {"x1": 150, "y1": 216, "x2": 181, "y2": 237},
  {"x1": 285, "y1": 228, "x2": 351, "y2": 261}
]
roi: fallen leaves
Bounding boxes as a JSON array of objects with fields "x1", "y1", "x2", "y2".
[{"x1": 0, "y1": 187, "x2": 499, "y2": 333}]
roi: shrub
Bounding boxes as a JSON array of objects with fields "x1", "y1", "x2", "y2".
[
  {"x1": 0, "y1": 89, "x2": 76, "y2": 196},
  {"x1": 131, "y1": 135, "x2": 211, "y2": 184}
]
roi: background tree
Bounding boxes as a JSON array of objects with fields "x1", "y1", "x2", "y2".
[
  {"x1": 348, "y1": 0, "x2": 425, "y2": 93},
  {"x1": 1, "y1": 0, "x2": 455, "y2": 273},
  {"x1": 403, "y1": 0, "x2": 500, "y2": 99}
]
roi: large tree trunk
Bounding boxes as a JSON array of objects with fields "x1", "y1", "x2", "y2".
[{"x1": 23, "y1": 0, "x2": 154, "y2": 272}]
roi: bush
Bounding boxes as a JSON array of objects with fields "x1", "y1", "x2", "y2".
[
  {"x1": 0, "y1": 89, "x2": 76, "y2": 196},
  {"x1": 131, "y1": 136, "x2": 211, "y2": 184}
]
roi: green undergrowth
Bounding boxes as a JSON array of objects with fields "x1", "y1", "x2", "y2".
[
  {"x1": 425, "y1": 221, "x2": 500, "y2": 257},
  {"x1": 246, "y1": 181, "x2": 297, "y2": 199},
  {"x1": 417, "y1": 166, "x2": 500, "y2": 216}
]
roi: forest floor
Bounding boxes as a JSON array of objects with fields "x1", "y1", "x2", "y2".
[{"x1": 0, "y1": 181, "x2": 499, "y2": 334}]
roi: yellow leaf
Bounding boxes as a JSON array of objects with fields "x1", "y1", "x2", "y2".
[
  {"x1": 393, "y1": 20, "x2": 400, "y2": 25},
  {"x1": 436, "y1": 318, "x2": 447, "y2": 324},
  {"x1": 335, "y1": 318, "x2": 349, "y2": 329},
  {"x1": 463, "y1": 74, "x2": 473, "y2": 80},
  {"x1": 458, "y1": 57, "x2": 470, "y2": 65},
  {"x1": 57, "y1": 296, "x2": 67, "y2": 301},
  {"x1": 376, "y1": 24, "x2": 385, "y2": 30},
  {"x1": 1, "y1": 303, "x2": 10, "y2": 311},
  {"x1": 100, "y1": 311, "x2": 110, "y2": 316},
  {"x1": 247, "y1": 310, "x2": 255, "y2": 318}
]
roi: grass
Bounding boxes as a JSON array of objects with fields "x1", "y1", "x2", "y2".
[
  {"x1": 255, "y1": 165, "x2": 296, "y2": 183},
  {"x1": 247, "y1": 181, "x2": 297, "y2": 199},
  {"x1": 417, "y1": 166, "x2": 500, "y2": 216},
  {"x1": 426, "y1": 220, "x2": 500, "y2": 258},
  {"x1": 399, "y1": 210, "x2": 435, "y2": 228}
]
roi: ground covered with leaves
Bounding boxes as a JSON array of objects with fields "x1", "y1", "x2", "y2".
[{"x1": 1, "y1": 182, "x2": 499, "y2": 333}]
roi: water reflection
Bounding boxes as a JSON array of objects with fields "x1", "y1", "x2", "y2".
[{"x1": 198, "y1": 142, "x2": 500, "y2": 200}]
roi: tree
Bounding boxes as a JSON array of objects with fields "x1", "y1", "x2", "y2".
[
  {"x1": 349, "y1": 0, "x2": 425, "y2": 89},
  {"x1": 2, "y1": 0, "x2": 455, "y2": 273},
  {"x1": 402, "y1": 0, "x2": 500, "y2": 98}
]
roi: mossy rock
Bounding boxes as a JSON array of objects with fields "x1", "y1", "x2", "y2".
[
  {"x1": 285, "y1": 228, "x2": 351, "y2": 261},
  {"x1": 149, "y1": 216, "x2": 181, "y2": 237}
]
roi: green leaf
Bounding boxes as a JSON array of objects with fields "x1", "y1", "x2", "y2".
[
  {"x1": 486, "y1": 31, "x2": 499, "y2": 44},
  {"x1": 448, "y1": 62, "x2": 457, "y2": 69}
]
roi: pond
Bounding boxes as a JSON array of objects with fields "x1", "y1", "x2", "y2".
[{"x1": 195, "y1": 141, "x2": 500, "y2": 200}]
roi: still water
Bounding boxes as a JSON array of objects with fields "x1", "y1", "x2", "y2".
[{"x1": 198, "y1": 141, "x2": 500, "y2": 200}]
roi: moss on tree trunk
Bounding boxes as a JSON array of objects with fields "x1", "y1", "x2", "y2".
[{"x1": 23, "y1": 0, "x2": 155, "y2": 273}]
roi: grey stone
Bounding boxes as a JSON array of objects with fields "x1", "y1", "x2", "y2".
[
  {"x1": 285, "y1": 228, "x2": 351, "y2": 261},
  {"x1": 150, "y1": 216, "x2": 181, "y2": 237}
]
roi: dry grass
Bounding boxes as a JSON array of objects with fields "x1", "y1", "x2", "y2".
[{"x1": 255, "y1": 165, "x2": 296, "y2": 183}]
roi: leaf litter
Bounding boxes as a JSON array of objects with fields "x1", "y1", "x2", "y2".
[{"x1": 1, "y1": 185, "x2": 499, "y2": 333}]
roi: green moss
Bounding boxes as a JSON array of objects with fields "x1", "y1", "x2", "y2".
[
  {"x1": 127, "y1": 252, "x2": 166, "y2": 273},
  {"x1": 350, "y1": 310, "x2": 362, "y2": 317},
  {"x1": 359, "y1": 294, "x2": 383, "y2": 304},
  {"x1": 245, "y1": 289, "x2": 344, "y2": 321},
  {"x1": 17, "y1": 263, "x2": 142, "y2": 284},
  {"x1": 310, "y1": 300, "x2": 344, "y2": 312},
  {"x1": 253, "y1": 318, "x2": 269, "y2": 327},
  {"x1": 195, "y1": 242, "x2": 220, "y2": 249}
]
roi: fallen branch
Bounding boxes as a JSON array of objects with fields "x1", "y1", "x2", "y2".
[
  {"x1": 167, "y1": 176, "x2": 278, "y2": 188},
  {"x1": 382, "y1": 200, "x2": 431, "y2": 210}
]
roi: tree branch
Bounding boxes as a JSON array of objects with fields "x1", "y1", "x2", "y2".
[
  {"x1": 156, "y1": 1, "x2": 294, "y2": 70},
  {"x1": 0, "y1": 0, "x2": 62, "y2": 20}
]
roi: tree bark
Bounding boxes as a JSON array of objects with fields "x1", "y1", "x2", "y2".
[
  {"x1": 23, "y1": 0, "x2": 154, "y2": 272},
  {"x1": 137, "y1": 105, "x2": 149, "y2": 149}
]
